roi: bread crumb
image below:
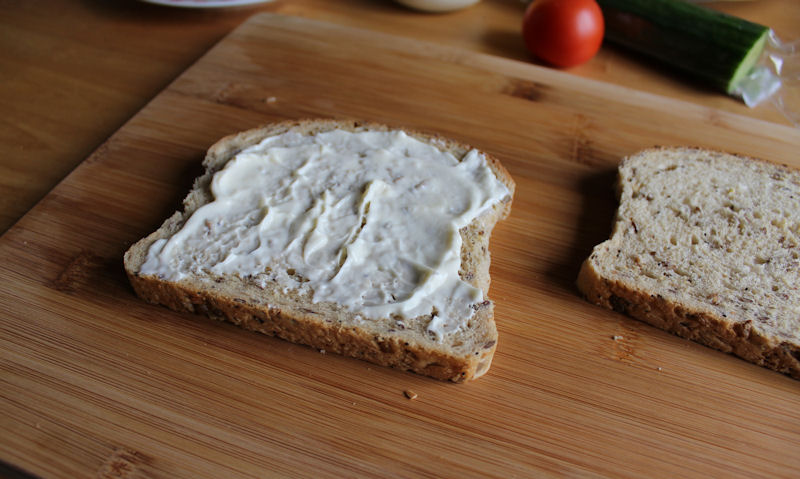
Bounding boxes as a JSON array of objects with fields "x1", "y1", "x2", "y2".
[
  {"x1": 403, "y1": 390, "x2": 418, "y2": 400},
  {"x1": 612, "y1": 335, "x2": 624, "y2": 341}
]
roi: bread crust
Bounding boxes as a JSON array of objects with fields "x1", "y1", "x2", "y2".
[
  {"x1": 127, "y1": 271, "x2": 498, "y2": 381},
  {"x1": 577, "y1": 147, "x2": 800, "y2": 380},
  {"x1": 124, "y1": 118, "x2": 514, "y2": 382},
  {"x1": 578, "y1": 255, "x2": 800, "y2": 379}
]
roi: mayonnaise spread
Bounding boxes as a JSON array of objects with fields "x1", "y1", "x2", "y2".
[{"x1": 140, "y1": 129, "x2": 509, "y2": 340}]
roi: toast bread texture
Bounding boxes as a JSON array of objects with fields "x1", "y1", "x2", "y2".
[{"x1": 577, "y1": 147, "x2": 800, "y2": 379}]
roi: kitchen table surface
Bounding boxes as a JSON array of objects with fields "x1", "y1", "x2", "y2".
[{"x1": 2, "y1": 2, "x2": 800, "y2": 478}]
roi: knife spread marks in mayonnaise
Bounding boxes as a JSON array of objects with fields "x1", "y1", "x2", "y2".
[{"x1": 140, "y1": 129, "x2": 510, "y2": 341}]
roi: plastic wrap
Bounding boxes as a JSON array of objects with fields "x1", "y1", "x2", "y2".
[{"x1": 731, "y1": 31, "x2": 800, "y2": 126}]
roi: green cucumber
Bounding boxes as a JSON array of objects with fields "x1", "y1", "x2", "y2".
[{"x1": 596, "y1": 0, "x2": 769, "y2": 94}]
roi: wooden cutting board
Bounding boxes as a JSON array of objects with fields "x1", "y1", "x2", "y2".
[{"x1": 2, "y1": 13, "x2": 799, "y2": 479}]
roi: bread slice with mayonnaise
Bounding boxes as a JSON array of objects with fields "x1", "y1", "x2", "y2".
[
  {"x1": 578, "y1": 147, "x2": 800, "y2": 379},
  {"x1": 124, "y1": 119, "x2": 515, "y2": 382}
]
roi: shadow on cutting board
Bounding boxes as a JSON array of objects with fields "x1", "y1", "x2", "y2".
[
  {"x1": 546, "y1": 168, "x2": 619, "y2": 295},
  {"x1": 0, "y1": 460, "x2": 39, "y2": 479}
]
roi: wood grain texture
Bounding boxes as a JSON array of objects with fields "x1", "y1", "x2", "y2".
[
  {"x1": 1, "y1": 0, "x2": 798, "y2": 235},
  {"x1": 2, "y1": 13, "x2": 800, "y2": 479}
]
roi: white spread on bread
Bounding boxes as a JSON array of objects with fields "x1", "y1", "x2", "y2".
[{"x1": 139, "y1": 129, "x2": 509, "y2": 340}]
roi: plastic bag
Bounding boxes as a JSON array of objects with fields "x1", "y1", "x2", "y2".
[{"x1": 734, "y1": 31, "x2": 800, "y2": 127}]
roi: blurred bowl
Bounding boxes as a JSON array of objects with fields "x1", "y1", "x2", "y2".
[{"x1": 394, "y1": 0, "x2": 481, "y2": 13}]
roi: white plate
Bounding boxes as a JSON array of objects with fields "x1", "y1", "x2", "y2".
[{"x1": 140, "y1": 0, "x2": 273, "y2": 8}]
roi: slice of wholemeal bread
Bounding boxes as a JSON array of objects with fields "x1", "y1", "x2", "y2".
[
  {"x1": 577, "y1": 147, "x2": 800, "y2": 379},
  {"x1": 124, "y1": 119, "x2": 514, "y2": 382}
]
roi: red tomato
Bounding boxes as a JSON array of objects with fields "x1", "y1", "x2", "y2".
[{"x1": 522, "y1": 0, "x2": 605, "y2": 68}]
